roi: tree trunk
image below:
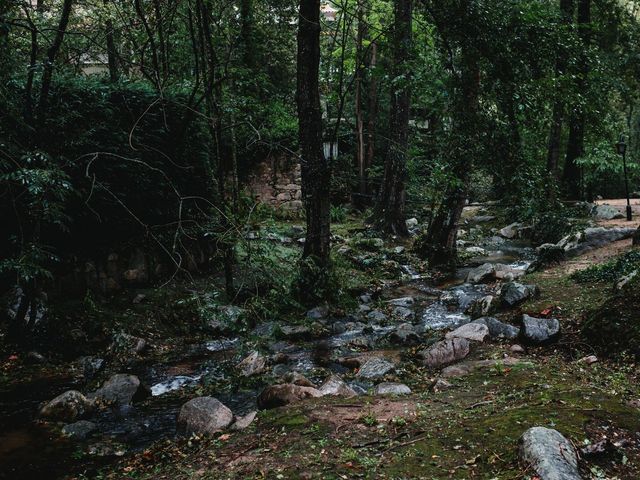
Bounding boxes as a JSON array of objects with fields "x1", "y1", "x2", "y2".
[
  {"x1": 296, "y1": 0, "x2": 331, "y2": 265},
  {"x1": 37, "y1": 0, "x2": 73, "y2": 128},
  {"x1": 546, "y1": 0, "x2": 574, "y2": 195},
  {"x1": 105, "y1": 17, "x2": 120, "y2": 82},
  {"x1": 563, "y1": 0, "x2": 589, "y2": 200},
  {"x1": 372, "y1": 0, "x2": 412, "y2": 236},
  {"x1": 365, "y1": 41, "x2": 378, "y2": 194},
  {"x1": 354, "y1": 0, "x2": 367, "y2": 200}
]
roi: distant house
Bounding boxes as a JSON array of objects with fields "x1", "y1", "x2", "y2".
[{"x1": 79, "y1": 53, "x2": 109, "y2": 75}]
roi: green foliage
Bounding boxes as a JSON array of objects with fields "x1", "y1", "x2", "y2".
[{"x1": 572, "y1": 249, "x2": 640, "y2": 284}]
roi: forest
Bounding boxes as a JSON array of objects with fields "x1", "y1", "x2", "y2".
[{"x1": 2, "y1": 0, "x2": 640, "y2": 478}]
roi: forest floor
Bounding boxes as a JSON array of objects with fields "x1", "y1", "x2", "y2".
[{"x1": 2, "y1": 201, "x2": 640, "y2": 480}]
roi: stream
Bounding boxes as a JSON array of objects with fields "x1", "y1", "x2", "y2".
[{"x1": 0, "y1": 237, "x2": 534, "y2": 479}]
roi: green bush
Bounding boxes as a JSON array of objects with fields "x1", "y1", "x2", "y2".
[{"x1": 571, "y1": 250, "x2": 640, "y2": 284}]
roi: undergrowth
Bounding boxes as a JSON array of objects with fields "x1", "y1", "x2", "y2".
[{"x1": 571, "y1": 249, "x2": 640, "y2": 283}]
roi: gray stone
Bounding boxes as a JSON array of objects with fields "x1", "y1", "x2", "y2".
[
  {"x1": 510, "y1": 344, "x2": 526, "y2": 354},
  {"x1": 520, "y1": 315, "x2": 561, "y2": 345},
  {"x1": 465, "y1": 246, "x2": 486, "y2": 255},
  {"x1": 283, "y1": 372, "x2": 315, "y2": 387},
  {"x1": 319, "y1": 375, "x2": 357, "y2": 397},
  {"x1": 40, "y1": 390, "x2": 94, "y2": 422},
  {"x1": 279, "y1": 325, "x2": 313, "y2": 340},
  {"x1": 441, "y1": 357, "x2": 522, "y2": 378},
  {"x1": 406, "y1": 217, "x2": 419, "y2": 228},
  {"x1": 389, "y1": 323, "x2": 421, "y2": 345},
  {"x1": 519, "y1": 427, "x2": 581, "y2": 480},
  {"x1": 445, "y1": 323, "x2": 489, "y2": 342},
  {"x1": 91, "y1": 374, "x2": 150, "y2": 405},
  {"x1": 306, "y1": 305, "x2": 329, "y2": 319},
  {"x1": 591, "y1": 204, "x2": 624, "y2": 220},
  {"x1": 257, "y1": 384, "x2": 322, "y2": 409},
  {"x1": 419, "y1": 338, "x2": 470, "y2": 368},
  {"x1": 500, "y1": 282, "x2": 539, "y2": 307},
  {"x1": 466, "y1": 295, "x2": 497, "y2": 319},
  {"x1": 62, "y1": 420, "x2": 97, "y2": 440},
  {"x1": 230, "y1": 411, "x2": 257, "y2": 431},
  {"x1": 236, "y1": 351, "x2": 267, "y2": 377},
  {"x1": 466, "y1": 263, "x2": 495, "y2": 283},
  {"x1": 393, "y1": 306, "x2": 415, "y2": 321},
  {"x1": 499, "y1": 222, "x2": 522, "y2": 239},
  {"x1": 356, "y1": 357, "x2": 396, "y2": 379},
  {"x1": 366, "y1": 310, "x2": 387, "y2": 322},
  {"x1": 559, "y1": 227, "x2": 636, "y2": 257},
  {"x1": 177, "y1": 397, "x2": 233, "y2": 434},
  {"x1": 472, "y1": 317, "x2": 519, "y2": 339},
  {"x1": 373, "y1": 382, "x2": 411, "y2": 396},
  {"x1": 80, "y1": 356, "x2": 105, "y2": 380},
  {"x1": 386, "y1": 296, "x2": 415, "y2": 307},
  {"x1": 431, "y1": 378, "x2": 453, "y2": 392}
]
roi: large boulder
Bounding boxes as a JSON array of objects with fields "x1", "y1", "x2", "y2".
[
  {"x1": 40, "y1": 390, "x2": 94, "y2": 422},
  {"x1": 466, "y1": 263, "x2": 496, "y2": 283},
  {"x1": 520, "y1": 315, "x2": 560, "y2": 345},
  {"x1": 257, "y1": 384, "x2": 322, "y2": 409},
  {"x1": 472, "y1": 317, "x2": 519, "y2": 339},
  {"x1": 91, "y1": 374, "x2": 150, "y2": 405},
  {"x1": 591, "y1": 204, "x2": 624, "y2": 220},
  {"x1": 388, "y1": 323, "x2": 421, "y2": 345},
  {"x1": 465, "y1": 295, "x2": 497, "y2": 319},
  {"x1": 445, "y1": 323, "x2": 489, "y2": 342},
  {"x1": 499, "y1": 222, "x2": 522, "y2": 239},
  {"x1": 500, "y1": 282, "x2": 539, "y2": 307},
  {"x1": 419, "y1": 338, "x2": 470, "y2": 368},
  {"x1": 519, "y1": 427, "x2": 581, "y2": 480},
  {"x1": 319, "y1": 375, "x2": 357, "y2": 397},
  {"x1": 558, "y1": 227, "x2": 636, "y2": 257},
  {"x1": 177, "y1": 397, "x2": 234, "y2": 435},
  {"x1": 356, "y1": 357, "x2": 396, "y2": 379}
]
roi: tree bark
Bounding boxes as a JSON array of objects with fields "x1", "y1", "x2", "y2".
[
  {"x1": 563, "y1": 0, "x2": 590, "y2": 200},
  {"x1": 296, "y1": 0, "x2": 331, "y2": 264},
  {"x1": 365, "y1": 41, "x2": 378, "y2": 194},
  {"x1": 546, "y1": 0, "x2": 574, "y2": 195},
  {"x1": 354, "y1": 0, "x2": 367, "y2": 200},
  {"x1": 372, "y1": 0, "x2": 412, "y2": 236}
]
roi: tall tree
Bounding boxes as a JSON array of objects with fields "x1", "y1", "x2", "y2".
[
  {"x1": 296, "y1": 0, "x2": 331, "y2": 270},
  {"x1": 354, "y1": 0, "x2": 367, "y2": 201},
  {"x1": 372, "y1": 0, "x2": 412, "y2": 235},
  {"x1": 546, "y1": 0, "x2": 574, "y2": 195},
  {"x1": 563, "y1": 0, "x2": 590, "y2": 199}
]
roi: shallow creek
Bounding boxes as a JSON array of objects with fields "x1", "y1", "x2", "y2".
[{"x1": 0, "y1": 239, "x2": 534, "y2": 479}]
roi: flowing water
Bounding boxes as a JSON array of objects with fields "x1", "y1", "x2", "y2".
[{"x1": 0, "y1": 238, "x2": 534, "y2": 479}]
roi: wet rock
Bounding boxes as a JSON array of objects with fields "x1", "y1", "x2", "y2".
[
  {"x1": 283, "y1": 372, "x2": 315, "y2": 387},
  {"x1": 279, "y1": 325, "x2": 313, "y2": 340},
  {"x1": 91, "y1": 374, "x2": 150, "y2": 405},
  {"x1": 356, "y1": 357, "x2": 396, "y2": 379},
  {"x1": 373, "y1": 382, "x2": 411, "y2": 395},
  {"x1": 360, "y1": 294, "x2": 373, "y2": 304},
  {"x1": 236, "y1": 351, "x2": 267, "y2": 377},
  {"x1": 500, "y1": 282, "x2": 539, "y2": 307},
  {"x1": 591, "y1": 204, "x2": 624, "y2": 220},
  {"x1": 306, "y1": 305, "x2": 329, "y2": 319},
  {"x1": 40, "y1": 390, "x2": 94, "y2": 421},
  {"x1": 466, "y1": 263, "x2": 496, "y2": 283},
  {"x1": 392, "y1": 306, "x2": 415, "y2": 321},
  {"x1": 519, "y1": 427, "x2": 581, "y2": 480},
  {"x1": 499, "y1": 222, "x2": 522, "y2": 239},
  {"x1": 319, "y1": 375, "x2": 357, "y2": 397},
  {"x1": 257, "y1": 384, "x2": 322, "y2": 409},
  {"x1": 559, "y1": 227, "x2": 636, "y2": 257},
  {"x1": 230, "y1": 411, "x2": 257, "y2": 431},
  {"x1": 389, "y1": 323, "x2": 421, "y2": 345},
  {"x1": 110, "y1": 332, "x2": 147, "y2": 357},
  {"x1": 80, "y1": 356, "x2": 105, "y2": 380},
  {"x1": 466, "y1": 295, "x2": 497, "y2": 319},
  {"x1": 386, "y1": 296, "x2": 415, "y2": 307},
  {"x1": 366, "y1": 310, "x2": 387, "y2": 323},
  {"x1": 177, "y1": 397, "x2": 234, "y2": 435},
  {"x1": 445, "y1": 323, "x2": 489, "y2": 342},
  {"x1": 419, "y1": 338, "x2": 470, "y2": 368},
  {"x1": 62, "y1": 420, "x2": 97, "y2": 440},
  {"x1": 441, "y1": 357, "x2": 522, "y2": 378},
  {"x1": 472, "y1": 317, "x2": 519, "y2": 339},
  {"x1": 520, "y1": 315, "x2": 560, "y2": 345}
]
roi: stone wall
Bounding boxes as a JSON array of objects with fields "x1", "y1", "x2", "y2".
[{"x1": 246, "y1": 156, "x2": 304, "y2": 212}]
